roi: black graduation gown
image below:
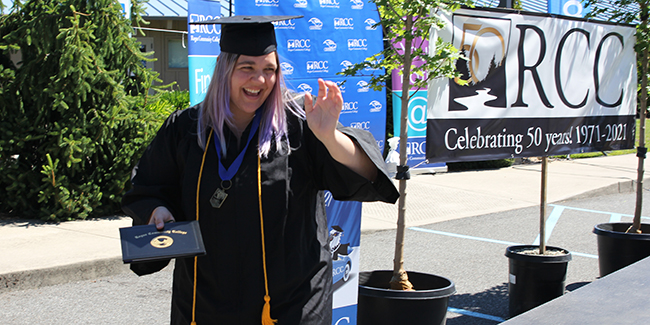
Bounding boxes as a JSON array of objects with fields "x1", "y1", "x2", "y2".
[{"x1": 122, "y1": 104, "x2": 399, "y2": 325}]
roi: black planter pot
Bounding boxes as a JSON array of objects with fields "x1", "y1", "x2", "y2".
[
  {"x1": 505, "y1": 245, "x2": 572, "y2": 318},
  {"x1": 593, "y1": 222, "x2": 650, "y2": 277},
  {"x1": 357, "y1": 270, "x2": 455, "y2": 325}
]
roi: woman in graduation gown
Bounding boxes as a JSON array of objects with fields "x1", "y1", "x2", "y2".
[{"x1": 122, "y1": 16, "x2": 399, "y2": 325}]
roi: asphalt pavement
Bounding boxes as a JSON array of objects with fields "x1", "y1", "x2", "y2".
[
  {"x1": 2, "y1": 191, "x2": 645, "y2": 324},
  {"x1": 359, "y1": 191, "x2": 650, "y2": 324},
  {"x1": 0, "y1": 153, "x2": 647, "y2": 295}
]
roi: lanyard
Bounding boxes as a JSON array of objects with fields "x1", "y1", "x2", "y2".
[
  {"x1": 213, "y1": 113, "x2": 261, "y2": 181},
  {"x1": 209, "y1": 113, "x2": 261, "y2": 209}
]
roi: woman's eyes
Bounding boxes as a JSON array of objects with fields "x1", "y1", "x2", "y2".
[{"x1": 239, "y1": 66, "x2": 276, "y2": 73}]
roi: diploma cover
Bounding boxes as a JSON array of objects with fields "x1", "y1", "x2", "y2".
[{"x1": 119, "y1": 221, "x2": 206, "y2": 263}]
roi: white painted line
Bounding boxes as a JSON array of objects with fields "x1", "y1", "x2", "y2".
[
  {"x1": 409, "y1": 227, "x2": 520, "y2": 246},
  {"x1": 533, "y1": 205, "x2": 565, "y2": 246},
  {"x1": 609, "y1": 213, "x2": 623, "y2": 223},
  {"x1": 448, "y1": 307, "x2": 505, "y2": 322},
  {"x1": 408, "y1": 227, "x2": 598, "y2": 259},
  {"x1": 549, "y1": 204, "x2": 650, "y2": 220},
  {"x1": 571, "y1": 251, "x2": 598, "y2": 259}
]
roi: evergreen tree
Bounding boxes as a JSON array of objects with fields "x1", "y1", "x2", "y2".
[{"x1": 0, "y1": 0, "x2": 167, "y2": 221}]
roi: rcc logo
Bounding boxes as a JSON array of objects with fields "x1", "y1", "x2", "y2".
[
  {"x1": 287, "y1": 39, "x2": 311, "y2": 51},
  {"x1": 350, "y1": 121, "x2": 371, "y2": 130},
  {"x1": 334, "y1": 18, "x2": 354, "y2": 29}
]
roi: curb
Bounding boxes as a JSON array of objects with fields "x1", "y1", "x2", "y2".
[
  {"x1": 565, "y1": 178, "x2": 648, "y2": 201},
  {"x1": 0, "y1": 257, "x2": 129, "y2": 294}
]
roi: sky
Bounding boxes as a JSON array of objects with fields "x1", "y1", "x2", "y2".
[{"x1": 2, "y1": 0, "x2": 13, "y2": 15}]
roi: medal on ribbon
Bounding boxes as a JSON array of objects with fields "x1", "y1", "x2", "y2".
[
  {"x1": 210, "y1": 181, "x2": 231, "y2": 208},
  {"x1": 211, "y1": 114, "x2": 261, "y2": 208}
]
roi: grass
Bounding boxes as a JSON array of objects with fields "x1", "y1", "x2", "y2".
[{"x1": 556, "y1": 119, "x2": 648, "y2": 159}]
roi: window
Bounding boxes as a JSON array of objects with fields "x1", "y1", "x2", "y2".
[{"x1": 168, "y1": 39, "x2": 188, "y2": 69}]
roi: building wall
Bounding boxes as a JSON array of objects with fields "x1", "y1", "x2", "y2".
[{"x1": 136, "y1": 19, "x2": 190, "y2": 91}]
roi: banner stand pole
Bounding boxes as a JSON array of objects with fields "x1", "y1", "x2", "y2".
[{"x1": 539, "y1": 156, "x2": 548, "y2": 255}]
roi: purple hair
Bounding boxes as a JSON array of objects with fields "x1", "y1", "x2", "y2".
[{"x1": 197, "y1": 51, "x2": 304, "y2": 158}]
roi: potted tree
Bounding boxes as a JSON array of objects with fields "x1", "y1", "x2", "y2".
[
  {"x1": 341, "y1": 0, "x2": 469, "y2": 323},
  {"x1": 504, "y1": 156, "x2": 572, "y2": 317},
  {"x1": 499, "y1": 1, "x2": 573, "y2": 308},
  {"x1": 589, "y1": 0, "x2": 650, "y2": 277}
]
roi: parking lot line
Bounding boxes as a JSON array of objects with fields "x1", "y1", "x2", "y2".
[
  {"x1": 408, "y1": 227, "x2": 598, "y2": 259},
  {"x1": 548, "y1": 204, "x2": 650, "y2": 221},
  {"x1": 533, "y1": 205, "x2": 565, "y2": 246},
  {"x1": 409, "y1": 227, "x2": 520, "y2": 246},
  {"x1": 448, "y1": 307, "x2": 505, "y2": 322},
  {"x1": 609, "y1": 213, "x2": 623, "y2": 222}
]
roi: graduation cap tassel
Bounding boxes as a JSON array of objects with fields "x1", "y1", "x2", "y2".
[{"x1": 258, "y1": 155, "x2": 277, "y2": 325}]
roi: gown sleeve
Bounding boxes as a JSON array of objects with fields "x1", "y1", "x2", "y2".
[
  {"x1": 304, "y1": 120, "x2": 399, "y2": 204},
  {"x1": 121, "y1": 109, "x2": 191, "y2": 225}
]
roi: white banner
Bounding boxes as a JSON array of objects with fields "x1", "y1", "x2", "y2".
[{"x1": 426, "y1": 8, "x2": 637, "y2": 162}]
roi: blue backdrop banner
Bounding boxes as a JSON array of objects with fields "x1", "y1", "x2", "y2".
[{"x1": 187, "y1": 0, "x2": 222, "y2": 105}]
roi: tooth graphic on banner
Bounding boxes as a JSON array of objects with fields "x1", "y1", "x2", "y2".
[
  {"x1": 364, "y1": 18, "x2": 377, "y2": 30},
  {"x1": 297, "y1": 83, "x2": 312, "y2": 93},
  {"x1": 350, "y1": 0, "x2": 364, "y2": 10},
  {"x1": 324, "y1": 39, "x2": 338, "y2": 52},
  {"x1": 280, "y1": 62, "x2": 294, "y2": 75},
  {"x1": 369, "y1": 100, "x2": 382, "y2": 113},
  {"x1": 340, "y1": 60, "x2": 353, "y2": 72},
  {"x1": 309, "y1": 17, "x2": 323, "y2": 29},
  {"x1": 356, "y1": 80, "x2": 369, "y2": 93}
]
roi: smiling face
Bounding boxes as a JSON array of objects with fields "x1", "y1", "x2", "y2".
[{"x1": 229, "y1": 52, "x2": 278, "y2": 125}]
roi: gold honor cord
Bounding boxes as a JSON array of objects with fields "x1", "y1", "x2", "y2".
[
  {"x1": 258, "y1": 154, "x2": 276, "y2": 325},
  {"x1": 191, "y1": 131, "x2": 212, "y2": 325},
  {"x1": 191, "y1": 131, "x2": 275, "y2": 325}
]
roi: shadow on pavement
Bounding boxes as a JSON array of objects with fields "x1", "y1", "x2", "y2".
[{"x1": 447, "y1": 282, "x2": 508, "y2": 325}]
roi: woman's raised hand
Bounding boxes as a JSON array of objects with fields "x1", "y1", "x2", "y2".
[{"x1": 305, "y1": 78, "x2": 343, "y2": 143}]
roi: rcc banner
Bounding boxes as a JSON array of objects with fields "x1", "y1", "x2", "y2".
[{"x1": 426, "y1": 7, "x2": 637, "y2": 163}]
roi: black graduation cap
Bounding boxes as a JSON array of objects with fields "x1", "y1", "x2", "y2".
[{"x1": 190, "y1": 15, "x2": 303, "y2": 56}]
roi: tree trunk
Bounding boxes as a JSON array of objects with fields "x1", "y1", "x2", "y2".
[
  {"x1": 390, "y1": 14, "x2": 414, "y2": 291},
  {"x1": 632, "y1": 10, "x2": 648, "y2": 234}
]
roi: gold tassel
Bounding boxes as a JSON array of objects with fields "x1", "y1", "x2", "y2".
[
  {"x1": 191, "y1": 322, "x2": 197, "y2": 325},
  {"x1": 261, "y1": 295, "x2": 277, "y2": 325}
]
